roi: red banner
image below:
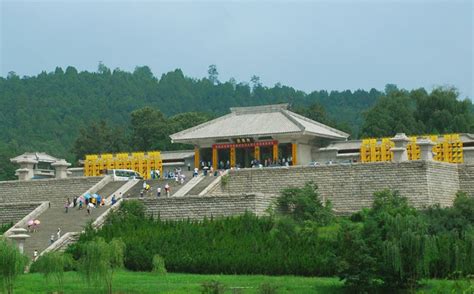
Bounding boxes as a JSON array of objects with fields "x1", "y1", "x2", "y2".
[{"x1": 213, "y1": 140, "x2": 277, "y2": 149}]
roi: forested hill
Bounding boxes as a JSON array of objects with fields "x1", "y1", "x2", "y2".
[{"x1": 0, "y1": 65, "x2": 381, "y2": 158}]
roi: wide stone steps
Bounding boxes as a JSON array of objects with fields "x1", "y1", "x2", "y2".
[
  {"x1": 96, "y1": 181, "x2": 127, "y2": 198},
  {"x1": 186, "y1": 175, "x2": 218, "y2": 196},
  {"x1": 23, "y1": 205, "x2": 104, "y2": 260},
  {"x1": 125, "y1": 178, "x2": 189, "y2": 198},
  {"x1": 21, "y1": 180, "x2": 127, "y2": 259}
]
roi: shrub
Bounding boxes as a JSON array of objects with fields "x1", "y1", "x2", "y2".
[
  {"x1": 152, "y1": 254, "x2": 167, "y2": 275},
  {"x1": 276, "y1": 182, "x2": 333, "y2": 225},
  {"x1": 78, "y1": 237, "x2": 125, "y2": 294},
  {"x1": 0, "y1": 238, "x2": 28, "y2": 294},
  {"x1": 30, "y1": 251, "x2": 71, "y2": 291},
  {"x1": 201, "y1": 280, "x2": 226, "y2": 294},
  {"x1": 258, "y1": 282, "x2": 278, "y2": 294}
]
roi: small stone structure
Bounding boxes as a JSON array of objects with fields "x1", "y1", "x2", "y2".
[{"x1": 10, "y1": 152, "x2": 72, "y2": 181}]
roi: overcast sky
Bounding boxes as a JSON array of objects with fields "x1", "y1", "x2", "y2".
[{"x1": 1, "y1": 0, "x2": 473, "y2": 98}]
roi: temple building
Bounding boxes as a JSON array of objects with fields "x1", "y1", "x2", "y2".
[{"x1": 170, "y1": 104, "x2": 349, "y2": 169}]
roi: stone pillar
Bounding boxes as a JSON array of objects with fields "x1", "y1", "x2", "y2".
[
  {"x1": 230, "y1": 146, "x2": 236, "y2": 168},
  {"x1": 194, "y1": 146, "x2": 200, "y2": 170},
  {"x1": 254, "y1": 146, "x2": 260, "y2": 162},
  {"x1": 291, "y1": 143, "x2": 298, "y2": 165},
  {"x1": 417, "y1": 138, "x2": 436, "y2": 161},
  {"x1": 52, "y1": 159, "x2": 71, "y2": 179},
  {"x1": 391, "y1": 133, "x2": 410, "y2": 163},
  {"x1": 16, "y1": 168, "x2": 31, "y2": 181},
  {"x1": 8, "y1": 228, "x2": 30, "y2": 254},
  {"x1": 212, "y1": 146, "x2": 218, "y2": 170},
  {"x1": 272, "y1": 143, "x2": 279, "y2": 162},
  {"x1": 13, "y1": 158, "x2": 38, "y2": 180}
]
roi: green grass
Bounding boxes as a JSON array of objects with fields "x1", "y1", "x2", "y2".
[
  {"x1": 13, "y1": 271, "x2": 473, "y2": 293},
  {"x1": 15, "y1": 271, "x2": 342, "y2": 293}
]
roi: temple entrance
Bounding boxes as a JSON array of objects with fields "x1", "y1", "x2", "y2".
[
  {"x1": 200, "y1": 148, "x2": 212, "y2": 168},
  {"x1": 235, "y1": 148, "x2": 254, "y2": 168},
  {"x1": 217, "y1": 148, "x2": 230, "y2": 169}
]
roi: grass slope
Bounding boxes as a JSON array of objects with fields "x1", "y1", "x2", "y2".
[{"x1": 14, "y1": 271, "x2": 473, "y2": 293}]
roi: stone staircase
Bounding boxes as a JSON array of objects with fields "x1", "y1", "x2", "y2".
[
  {"x1": 173, "y1": 175, "x2": 203, "y2": 197},
  {"x1": 21, "y1": 181, "x2": 128, "y2": 259},
  {"x1": 23, "y1": 204, "x2": 104, "y2": 259},
  {"x1": 125, "y1": 178, "x2": 190, "y2": 198},
  {"x1": 186, "y1": 175, "x2": 219, "y2": 195}
]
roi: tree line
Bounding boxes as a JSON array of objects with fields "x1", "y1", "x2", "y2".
[{"x1": 1, "y1": 64, "x2": 473, "y2": 181}]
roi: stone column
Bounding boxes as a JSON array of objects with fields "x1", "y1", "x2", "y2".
[
  {"x1": 13, "y1": 158, "x2": 38, "y2": 180},
  {"x1": 194, "y1": 146, "x2": 200, "y2": 170},
  {"x1": 417, "y1": 138, "x2": 436, "y2": 161},
  {"x1": 16, "y1": 168, "x2": 31, "y2": 181},
  {"x1": 212, "y1": 146, "x2": 218, "y2": 171},
  {"x1": 52, "y1": 159, "x2": 71, "y2": 179},
  {"x1": 8, "y1": 228, "x2": 30, "y2": 254},
  {"x1": 391, "y1": 133, "x2": 410, "y2": 163}
]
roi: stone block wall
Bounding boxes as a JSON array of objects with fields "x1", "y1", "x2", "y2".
[
  {"x1": 0, "y1": 202, "x2": 41, "y2": 225},
  {"x1": 0, "y1": 177, "x2": 103, "y2": 207},
  {"x1": 426, "y1": 162, "x2": 459, "y2": 207},
  {"x1": 210, "y1": 161, "x2": 461, "y2": 214},
  {"x1": 459, "y1": 164, "x2": 474, "y2": 196},
  {"x1": 142, "y1": 194, "x2": 277, "y2": 220}
]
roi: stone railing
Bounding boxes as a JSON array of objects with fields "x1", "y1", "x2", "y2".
[
  {"x1": 92, "y1": 199, "x2": 123, "y2": 229},
  {"x1": 199, "y1": 169, "x2": 229, "y2": 196},
  {"x1": 4, "y1": 201, "x2": 49, "y2": 238},
  {"x1": 104, "y1": 180, "x2": 139, "y2": 205},
  {"x1": 80, "y1": 175, "x2": 112, "y2": 199},
  {"x1": 40, "y1": 231, "x2": 81, "y2": 256}
]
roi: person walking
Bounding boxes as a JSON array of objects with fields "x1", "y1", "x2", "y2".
[
  {"x1": 33, "y1": 249, "x2": 38, "y2": 261},
  {"x1": 50, "y1": 234, "x2": 55, "y2": 245},
  {"x1": 64, "y1": 199, "x2": 69, "y2": 213},
  {"x1": 164, "y1": 183, "x2": 170, "y2": 197},
  {"x1": 57, "y1": 228, "x2": 61, "y2": 240},
  {"x1": 157, "y1": 186, "x2": 161, "y2": 198}
]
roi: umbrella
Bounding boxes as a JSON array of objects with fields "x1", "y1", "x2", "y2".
[
  {"x1": 27, "y1": 220, "x2": 34, "y2": 226},
  {"x1": 34, "y1": 220, "x2": 41, "y2": 225},
  {"x1": 79, "y1": 195, "x2": 85, "y2": 202},
  {"x1": 92, "y1": 193, "x2": 98, "y2": 199},
  {"x1": 84, "y1": 193, "x2": 91, "y2": 199}
]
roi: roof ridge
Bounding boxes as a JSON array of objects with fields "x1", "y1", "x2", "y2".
[
  {"x1": 280, "y1": 109, "x2": 306, "y2": 133},
  {"x1": 170, "y1": 112, "x2": 235, "y2": 142},
  {"x1": 287, "y1": 110, "x2": 350, "y2": 138},
  {"x1": 230, "y1": 103, "x2": 288, "y2": 114}
]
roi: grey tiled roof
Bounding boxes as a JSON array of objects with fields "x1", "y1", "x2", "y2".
[
  {"x1": 10, "y1": 152, "x2": 60, "y2": 163},
  {"x1": 170, "y1": 104, "x2": 349, "y2": 142}
]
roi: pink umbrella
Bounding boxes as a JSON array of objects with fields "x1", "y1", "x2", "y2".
[
  {"x1": 27, "y1": 220, "x2": 34, "y2": 226},
  {"x1": 34, "y1": 220, "x2": 41, "y2": 225}
]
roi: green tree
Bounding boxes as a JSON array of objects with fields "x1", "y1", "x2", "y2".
[
  {"x1": 129, "y1": 107, "x2": 168, "y2": 151},
  {"x1": 78, "y1": 237, "x2": 125, "y2": 294},
  {"x1": 0, "y1": 238, "x2": 28, "y2": 294},
  {"x1": 414, "y1": 87, "x2": 474, "y2": 134},
  {"x1": 207, "y1": 65, "x2": 219, "y2": 85},
  {"x1": 31, "y1": 251, "x2": 70, "y2": 291},
  {"x1": 276, "y1": 182, "x2": 333, "y2": 225},
  {"x1": 361, "y1": 90, "x2": 420, "y2": 137},
  {"x1": 72, "y1": 120, "x2": 126, "y2": 161}
]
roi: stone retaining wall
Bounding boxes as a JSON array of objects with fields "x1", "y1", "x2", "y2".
[
  {"x1": 142, "y1": 194, "x2": 276, "y2": 220},
  {"x1": 209, "y1": 161, "x2": 461, "y2": 214},
  {"x1": 0, "y1": 202, "x2": 41, "y2": 225},
  {"x1": 0, "y1": 177, "x2": 103, "y2": 207}
]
